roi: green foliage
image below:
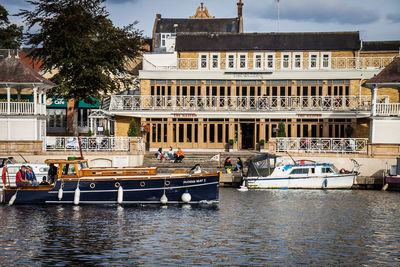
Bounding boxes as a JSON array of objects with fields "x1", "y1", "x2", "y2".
[
  {"x1": 277, "y1": 122, "x2": 286, "y2": 137},
  {"x1": 260, "y1": 139, "x2": 265, "y2": 146},
  {"x1": 104, "y1": 129, "x2": 110, "y2": 136},
  {"x1": 0, "y1": 5, "x2": 23, "y2": 49},
  {"x1": 18, "y1": 0, "x2": 144, "y2": 104},
  {"x1": 127, "y1": 119, "x2": 138, "y2": 137},
  {"x1": 229, "y1": 139, "x2": 234, "y2": 146},
  {"x1": 87, "y1": 129, "x2": 92, "y2": 136}
]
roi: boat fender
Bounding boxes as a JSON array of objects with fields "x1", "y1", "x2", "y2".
[
  {"x1": 117, "y1": 186, "x2": 123, "y2": 204},
  {"x1": 8, "y1": 190, "x2": 18, "y2": 206},
  {"x1": 323, "y1": 178, "x2": 328, "y2": 188},
  {"x1": 160, "y1": 193, "x2": 168, "y2": 205},
  {"x1": 74, "y1": 186, "x2": 80, "y2": 205},
  {"x1": 58, "y1": 188, "x2": 63, "y2": 201},
  {"x1": 181, "y1": 189, "x2": 191, "y2": 203}
]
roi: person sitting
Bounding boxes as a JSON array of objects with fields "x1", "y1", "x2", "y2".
[
  {"x1": 168, "y1": 147, "x2": 174, "y2": 159},
  {"x1": 16, "y1": 165, "x2": 31, "y2": 187},
  {"x1": 47, "y1": 163, "x2": 58, "y2": 184},
  {"x1": 233, "y1": 157, "x2": 243, "y2": 172},
  {"x1": 155, "y1": 148, "x2": 163, "y2": 160},
  {"x1": 26, "y1": 166, "x2": 39, "y2": 186},
  {"x1": 175, "y1": 148, "x2": 185, "y2": 163},
  {"x1": 39, "y1": 176, "x2": 50, "y2": 185},
  {"x1": 224, "y1": 157, "x2": 233, "y2": 173}
]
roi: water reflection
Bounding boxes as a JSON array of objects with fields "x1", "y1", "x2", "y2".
[{"x1": 0, "y1": 189, "x2": 400, "y2": 265}]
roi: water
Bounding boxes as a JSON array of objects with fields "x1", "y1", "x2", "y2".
[{"x1": 1, "y1": 189, "x2": 400, "y2": 266}]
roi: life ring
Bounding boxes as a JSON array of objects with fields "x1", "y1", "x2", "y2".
[
  {"x1": 140, "y1": 181, "x2": 146, "y2": 187},
  {"x1": 2, "y1": 167, "x2": 8, "y2": 185},
  {"x1": 164, "y1": 180, "x2": 170, "y2": 186},
  {"x1": 90, "y1": 183, "x2": 96, "y2": 189},
  {"x1": 115, "y1": 182, "x2": 121, "y2": 188}
]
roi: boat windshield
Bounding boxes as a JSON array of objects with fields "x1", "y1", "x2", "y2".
[{"x1": 248, "y1": 154, "x2": 277, "y2": 177}]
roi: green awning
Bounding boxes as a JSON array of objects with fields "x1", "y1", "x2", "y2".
[{"x1": 46, "y1": 96, "x2": 100, "y2": 108}]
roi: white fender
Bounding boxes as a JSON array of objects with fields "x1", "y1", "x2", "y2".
[
  {"x1": 117, "y1": 186, "x2": 123, "y2": 204},
  {"x1": 58, "y1": 188, "x2": 63, "y2": 200},
  {"x1": 74, "y1": 187, "x2": 80, "y2": 205},
  {"x1": 181, "y1": 190, "x2": 191, "y2": 203},
  {"x1": 8, "y1": 190, "x2": 18, "y2": 206},
  {"x1": 160, "y1": 193, "x2": 168, "y2": 205}
]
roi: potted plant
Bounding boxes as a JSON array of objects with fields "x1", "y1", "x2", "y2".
[
  {"x1": 277, "y1": 122, "x2": 287, "y2": 137},
  {"x1": 228, "y1": 139, "x2": 234, "y2": 150},
  {"x1": 87, "y1": 129, "x2": 92, "y2": 137},
  {"x1": 259, "y1": 139, "x2": 265, "y2": 150}
]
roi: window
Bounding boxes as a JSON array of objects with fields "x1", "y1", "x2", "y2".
[
  {"x1": 309, "y1": 53, "x2": 318, "y2": 69},
  {"x1": 161, "y1": 33, "x2": 171, "y2": 47},
  {"x1": 227, "y1": 53, "x2": 236, "y2": 69},
  {"x1": 239, "y1": 53, "x2": 247, "y2": 69},
  {"x1": 322, "y1": 167, "x2": 334, "y2": 174},
  {"x1": 293, "y1": 53, "x2": 302, "y2": 69},
  {"x1": 281, "y1": 53, "x2": 291, "y2": 69},
  {"x1": 211, "y1": 53, "x2": 219, "y2": 69},
  {"x1": 266, "y1": 53, "x2": 275, "y2": 69},
  {"x1": 199, "y1": 54, "x2": 208, "y2": 69},
  {"x1": 62, "y1": 164, "x2": 76, "y2": 176},
  {"x1": 321, "y1": 52, "x2": 331, "y2": 69},
  {"x1": 254, "y1": 53, "x2": 263, "y2": 69},
  {"x1": 290, "y1": 168, "x2": 309, "y2": 175}
]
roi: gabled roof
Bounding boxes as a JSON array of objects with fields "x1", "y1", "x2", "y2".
[
  {"x1": 362, "y1": 41, "x2": 400, "y2": 52},
  {"x1": 156, "y1": 18, "x2": 240, "y2": 34},
  {"x1": 175, "y1": 32, "x2": 361, "y2": 52},
  {"x1": 364, "y1": 57, "x2": 400, "y2": 87},
  {"x1": 0, "y1": 57, "x2": 56, "y2": 88}
]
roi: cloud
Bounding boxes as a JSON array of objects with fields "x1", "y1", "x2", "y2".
[
  {"x1": 107, "y1": 0, "x2": 139, "y2": 4},
  {"x1": 250, "y1": 0, "x2": 380, "y2": 25},
  {"x1": 387, "y1": 13, "x2": 400, "y2": 23}
]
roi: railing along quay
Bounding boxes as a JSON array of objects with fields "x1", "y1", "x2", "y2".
[
  {"x1": 109, "y1": 95, "x2": 388, "y2": 112},
  {"x1": 44, "y1": 136, "x2": 143, "y2": 152},
  {"x1": 276, "y1": 138, "x2": 369, "y2": 154},
  {"x1": 375, "y1": 103, "x2": 400, "y2": 116}
]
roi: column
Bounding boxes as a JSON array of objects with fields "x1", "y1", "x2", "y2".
[
  {"x1": 33, "y1": 87, "x2": 38, "y2": 114},
  {"x1": 39, "y1": 90, "x2": 43, "y2": 114},
  {"x1": 372, "y1": 86, "x2": 378, "y2": 116},
  {"x1": 6, "y1": 87, "x2": 10, "y2": 114}
]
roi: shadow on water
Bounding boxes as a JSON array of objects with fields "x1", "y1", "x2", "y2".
[{"x1": 1, "y1": 189, "x2": 400, "y2": 266}]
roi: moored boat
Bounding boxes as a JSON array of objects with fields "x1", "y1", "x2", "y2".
[
  {"x1": 1, "y1": 157, "x2": 220, "y2": 205},
  {"x1": 243, "y1": 154, "x2": 358, "y2": 189},
  {"x1": 383, "y1": 158, "x2": 400, "y2": 191}
]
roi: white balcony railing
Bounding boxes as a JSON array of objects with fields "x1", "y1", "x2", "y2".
[
  {"x1": 109, "y1": 95, "x2": 388, "y2": 112},
  {"x1": 276, "y1": 137, "x2": 369, "y2": 154},
  {"x1": 0, "y1": 102, "x2": 46, "y2": 115},
  {"x1": 170, "y1": 57, "x2": 394, "y2": 71},
  {"x1": 43, "y1": 136, "x2": 143, "y2": 152},
  {"x1": 375, "y1": 103, "x2": 400, "y2": 116}
]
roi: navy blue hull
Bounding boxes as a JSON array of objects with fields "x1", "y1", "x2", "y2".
[{"x1": 4, "y1": 174, "x2": 219, "y2": 204}]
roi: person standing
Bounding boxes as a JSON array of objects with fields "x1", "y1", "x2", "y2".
[
  {"x1": 47, "y1": 163, "x2": 58, "y2": 184},
  {"x1": 16, "y1": 166, "x2": 30, "y2": 187}
]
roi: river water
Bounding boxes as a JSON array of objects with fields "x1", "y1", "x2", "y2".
[{"x1": 1, "y1": 188, "x2": 400, "y2": 266}]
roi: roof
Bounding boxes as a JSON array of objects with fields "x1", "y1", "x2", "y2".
[
  {"x1": 0, "y1": 57, "x2": 56, "y2": 87},
  {"x1": 175, "y1": 32, "x2": 361, "y2": 52},
  {"x1": 364, "y1": 57, "x2": 400, "y2": 86},
  {"x1": 362, "y1": 41, "x2": 400, "y2": 52},
  {"x1": 156, "y1": 18, "x2": 240, "y2": 34}
]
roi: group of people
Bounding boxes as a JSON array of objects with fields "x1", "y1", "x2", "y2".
[
  {"x1": 224, "y1": 157, "x2": 243, "y2": 174},
  {"x1": 155, "y1": 147, "x2": 185, "y2": 163},
  {"x1": 15, "y1": 165, "x2": 49, "y2": 187}
]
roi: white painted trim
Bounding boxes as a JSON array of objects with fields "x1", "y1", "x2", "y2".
[
  {"x1": 281, "y1": 52, "x2": 291, "y2": 69},
  {"x1": 309, "y1": 52, "x2": 319, "y2": 70},
  {"x1": 292, "y1": 52, "x2": 303, "y2": 70},
  {"x1": 198, "y1": 53, "x2": 209, "y2": 70},
  {"x1": 321, "y1": 52, "x2": 331, "y2": 69},
  {"x1": 210, "y1": 53, "x2": 220, "y2": 70},
  {"x1": 265, "y1": 52, "x2": 275, "y2": 70},
  {"x1": 254, "y1": 52, "x2": 263, "y2": 70}
]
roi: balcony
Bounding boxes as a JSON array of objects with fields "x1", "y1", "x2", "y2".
[
  {"x1": 375, "y1": 103, "x2": 400, "y2": 116},
  {"x1": 109, "y1": 95, "x2": 386, "y2": 112},
  {"x1": 0, "y1": 102, "x2": 46, "y2": 115},
  {"x1": 143, "y1": 56, "x2": 395, "y2": 71}
]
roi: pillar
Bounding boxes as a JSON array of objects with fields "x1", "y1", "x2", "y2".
[
  {"x1": 372, "y1": 86, "x2": 378, "y2": 116},
  {"x1": 33, "y1": 87, "x2": 38, "y2": 114},
  {"x1": 6, "y1": 86, "x2": 10, "y2": 114}
]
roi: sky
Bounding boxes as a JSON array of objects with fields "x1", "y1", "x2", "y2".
[{"x1": 2, "y1": 0, "x2": 400, "y2": 41}]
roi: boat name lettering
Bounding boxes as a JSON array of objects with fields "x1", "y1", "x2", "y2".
[{"x1": 183, "y1": 179, "x2": 205, "y2": 184}]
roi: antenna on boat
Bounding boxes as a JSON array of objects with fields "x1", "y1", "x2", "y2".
[
  {"x1": 286, "y1": 152, "x2": 296, "y2": 164},
  {"x1": 77, "y1": 136, "x2": 84, "y2": 160}
]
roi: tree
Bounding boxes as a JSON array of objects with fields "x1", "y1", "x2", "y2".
[
  {"x1": 127, "y1": 119, "x2": 138, "y2": 137},
  {"x1": 0, "y1": 5, "x2": 23, "y2": 49},
  {"x1": 277, "y1": 122, "x2": 286, "y2": 137},
  {"x1": 18, "y1": 0, "x2": 144, "y2": 135}
]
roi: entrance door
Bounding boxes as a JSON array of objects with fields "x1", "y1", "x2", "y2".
[{"x1": 241, "y1": 123, "x2": 255, "y2": 150}]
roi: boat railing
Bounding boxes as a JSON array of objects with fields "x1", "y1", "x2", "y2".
[{"x1": 276, "y1": 137, "x2": 369, "y2": 154}]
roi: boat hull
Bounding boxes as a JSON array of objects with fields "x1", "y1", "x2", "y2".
[
  {"x1": 385, "y1": 176, "x2": 400, "y2": 191},
  {"x1": 247, "y1": 174, "x2": 355, "y2": 189},
  {"x1": 3, "y1": 174, "x2": 220, "y2": 204}
]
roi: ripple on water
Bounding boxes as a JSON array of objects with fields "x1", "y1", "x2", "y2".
[{"x1": 0, "y1": 189, "x2": 400, "y2": 265}]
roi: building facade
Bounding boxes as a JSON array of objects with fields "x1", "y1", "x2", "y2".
[{"x1": 107, "y1": 3, "x2": 400, "y2": 151}]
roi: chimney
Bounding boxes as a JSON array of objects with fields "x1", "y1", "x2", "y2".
[
  {"x1": 237, "y1": 0, "x2": 244, "y2": 33},
  {"x1": 152, "y1": 14, "x2": 162, "y2": 50}
]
